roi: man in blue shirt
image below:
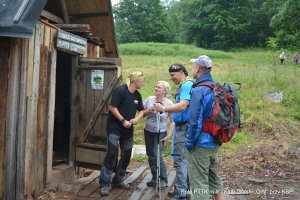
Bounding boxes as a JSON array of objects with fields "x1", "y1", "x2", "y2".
[
  {"x1": 186, "y1": 56, "x2": 224, "y2": 200},
  {"x1": 154, "y1": 64, "x2": 193, "y2": 199}
]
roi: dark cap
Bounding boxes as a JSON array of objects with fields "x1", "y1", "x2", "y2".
[{"x1": 169, "y1": 63, "x2": 188, "y2": 76}]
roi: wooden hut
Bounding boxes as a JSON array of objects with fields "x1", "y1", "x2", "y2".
[{"x1": 0, "y1": 0, "x2": 121, "y2": 199}]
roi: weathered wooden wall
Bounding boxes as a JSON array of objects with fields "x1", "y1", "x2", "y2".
[
  {"x1": 0, "y1": 37, "x2": 10, "y2": 200},
  {"x1": 24, "y1": 22, "x2": 58, "y2": 199},
  {"x1": 0, "y1": 3, "x2": 121, "y2": 196},
  {"x1": 71, "y1": 40, "x2": 120, "y2": 167},
  {"x1": 0, "y1": 21, "x2": 58, "y2": 200}
]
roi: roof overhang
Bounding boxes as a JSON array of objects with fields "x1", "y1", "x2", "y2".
[{"x1": 0, "y1": 0, "x2": 47, "y2": 38}]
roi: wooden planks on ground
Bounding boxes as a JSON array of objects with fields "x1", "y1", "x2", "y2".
[
  {"x1": 125, "y1": 165, "x2": 148, "y2": 184},
  {"x1": 59, "y1": 171, "x2": 99, "y2": 193},
  {"x1": 88, "y1": 165, "x2": 148, "y2": 199},
  {"x1": 140, "y1": 170, "x2": 176, "y2": 200},
  {"x1": 77, "y1": 178, "x2": 99, "y2": 197},
  {"x1": 128, "y1": 172, "x2": 152, "y2": 200},
  {"x1": 159, "y1": 170, "x2": 176, "y2": 199}
]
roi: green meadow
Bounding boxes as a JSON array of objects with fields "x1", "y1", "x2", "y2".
[{"x1": 119, "y1": 43, "x2": 300, "y2": 160}]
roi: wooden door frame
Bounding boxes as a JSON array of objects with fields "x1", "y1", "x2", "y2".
[{"x1": 69, "y1": 55, "x2": 79, "y2": 166}]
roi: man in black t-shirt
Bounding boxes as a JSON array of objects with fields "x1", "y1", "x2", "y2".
[{"x1": 100, "y1": 72, "x2": 145, "y2": 196}]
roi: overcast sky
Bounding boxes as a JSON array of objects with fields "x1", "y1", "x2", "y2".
[{"x1": 111, "y1": 0, "x2": 120, "y2": 6}]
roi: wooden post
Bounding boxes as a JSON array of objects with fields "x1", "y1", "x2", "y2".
[
  {"x1": 5, "y1": 38, "x2": 21, "y2": 200},
  {"x1": 16, "y1": 39, "x2": 29, "y2": 200},
  {"x1": 0, "y1": 38, "x2": 10, "y2": 200},
  {"x1": 69, "y1": 56, "x2": 79, "y2": 166},
  {"x1": 46, "y1": 28, "x2": 57, "y2": 183},
  {"x1": 36, "y1": 45, "x2": 49, "y2": 193},
  {"x1": 60, "y1": 0, "x2": 70, "y2": 23},
  {"x1": 24, "y1": 24, "x2": 41, "y2": 198}
]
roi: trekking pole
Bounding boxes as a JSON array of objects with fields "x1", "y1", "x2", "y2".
[{"x1": 156, "y1": 111, "x2": 162, "y2": 200}]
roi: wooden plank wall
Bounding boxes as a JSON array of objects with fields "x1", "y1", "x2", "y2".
[
  {"x1": 1, "y1": 16, "x2": 119, "y2": 198},
  {"x1": 0, "y1": 38, "x2": 10, "y2": 200},
  {"x1": 16, "y1": 38, "x2": 29, "y2": 200},
  {"x1": 0, "y1": 22, "x2": 58, "y2": 199},
  {"x1": 78, "y1": 43, "x2": 117, "y2": 146},
  {"x1": 23, "y1": 22, "x2": 58, "y2": 199},
  {"x1": 46, "y1": 25, "x2": 58, "y2": 183},
  {"x1": 5, "y1": 38, "x2": 22, "y2": 200}
]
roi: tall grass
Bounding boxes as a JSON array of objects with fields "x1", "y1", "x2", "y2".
[{"x1": 119, "y1": 43, "x2": 300, "y2": 157}]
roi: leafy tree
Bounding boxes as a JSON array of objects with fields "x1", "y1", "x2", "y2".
[
  {"x1": 270, "y1": 0, "x2": 300, "y2": 48},
  {"x1": 113, "y1": 0, "x2": 171, "y2": 43},
  {"x1": 169, "y1": 0, "x2": 282, "y2": 49}
]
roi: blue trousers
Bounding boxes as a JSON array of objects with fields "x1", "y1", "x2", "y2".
[{"x1": 173, "y1": 124, "x2": 189, "y2": 198}]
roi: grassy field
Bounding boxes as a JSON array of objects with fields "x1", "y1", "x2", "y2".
[{"x1": 118, "y1": 42, "x2": 300, "y2": 160}]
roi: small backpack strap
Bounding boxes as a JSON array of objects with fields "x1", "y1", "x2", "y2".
[{"x1": 197, "y1": 82, "x2": 214, "y2": 90}]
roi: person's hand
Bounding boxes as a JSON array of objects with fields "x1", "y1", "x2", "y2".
[
  {"x1": 130, "y1": 118, "x2": 139, "y2": 125},
  {"x1": 123, "y1": 120, "x2": 132, "y2": 128},
  {"x1": 153, "y1": 103, "x2": 163, "y2": 112},
  {"x1": 161, "y1": 134, "x2": 171, "y2": 146},
  {"x1": 148, "y1": 106, "x2": 155, "y2": 113}
]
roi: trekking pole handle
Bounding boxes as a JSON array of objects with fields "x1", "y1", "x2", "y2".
[{"x1": 155, "y1": 101, "x2": 163, "y2": 114}]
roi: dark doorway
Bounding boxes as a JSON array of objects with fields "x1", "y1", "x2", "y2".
[{"x1": 53, "y1": 51, "x2": 72, "y2": 166}]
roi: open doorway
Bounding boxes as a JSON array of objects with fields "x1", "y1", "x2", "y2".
[{"x1": 53, "y1": 51, "x2": 72, "y2": 166}]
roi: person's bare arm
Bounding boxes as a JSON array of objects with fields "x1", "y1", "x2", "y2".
[
  {"x1": 154, "y1": 100, "x2": 189, "y2": 113},
  {"x1": 130, "y1": 110, "x2": 145, "y2": 125},
  {"x1": 109, "y1": 105, "x2": 131, "y2": 128},
  {"x1": 161, "y1": 112, "x2": 175, "y2": 146}
]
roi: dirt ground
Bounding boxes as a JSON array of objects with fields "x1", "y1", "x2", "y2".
[
  {"x1": 40, "y1": 121, "x2": 300, "y2": 200},
  {"x1": 218, "y1": 121, "x2": 300, "y2": 200}
]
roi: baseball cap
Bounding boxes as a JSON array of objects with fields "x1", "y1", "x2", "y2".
[
  {"x1": 169, "y1": 63, "x2": 188, "y2": 76},
  {"x1": 190, "y1": 55, "x2": 213, "y2": 68}
]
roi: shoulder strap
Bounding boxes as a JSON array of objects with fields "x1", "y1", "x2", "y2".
[{"x1": 196, "y1": 82, "x2": 214, "y2": 90}]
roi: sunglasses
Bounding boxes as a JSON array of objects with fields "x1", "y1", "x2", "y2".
[{"x1": 169, "y1": 64, "x2": 182, "y2": 70}]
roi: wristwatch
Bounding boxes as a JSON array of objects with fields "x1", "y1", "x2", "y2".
[
  {"x1": 162, "y1": 106, "x2": 166, "y2": 112},
  {"x1": 120, "y1": 118, "x2": 126, "y2": 124}
]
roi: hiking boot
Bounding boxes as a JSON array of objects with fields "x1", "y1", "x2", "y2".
[
  {"x1": 146, "y1": 179, "x2": 156, "y2": 187},
  {"x1": 100, "y1": 186, "x2": 110, "y2": 196},
  {"x1": 168, "y1": 191, "x2": 175, "y2": 197},
  {"x1": 112, "y1": 182, "x2": 131, "y2": 190},
  {"x1": 168, "y1": 191, "x2": 186, "y2": 200}
]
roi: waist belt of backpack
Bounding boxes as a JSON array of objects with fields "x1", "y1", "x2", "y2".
[{"x1": 175, "y1": 122, "x2": 188, "y2": 126}]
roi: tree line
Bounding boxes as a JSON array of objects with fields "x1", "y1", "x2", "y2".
[{"x1": 113, "y1": 0, "x2": 300, "y2": 50}]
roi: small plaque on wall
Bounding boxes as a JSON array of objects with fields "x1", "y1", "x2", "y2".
[{"x1": 91, "y1": 70, "x2": 104, "y2": 90}]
